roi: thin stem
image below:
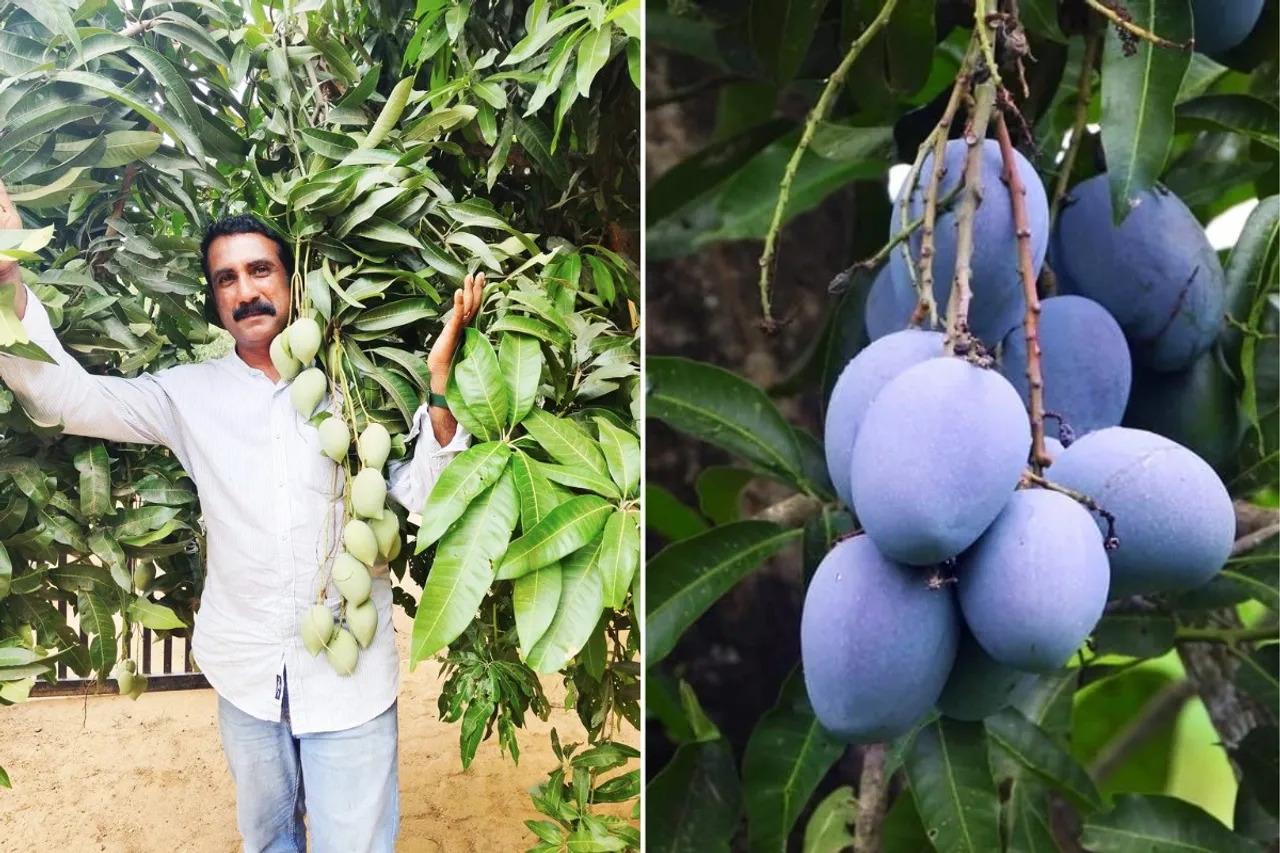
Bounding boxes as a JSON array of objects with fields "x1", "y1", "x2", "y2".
[
  {"x1": 1021, "y1": 470, "x2": 1118, "y2": 548},
  {"x1": 849, "y1": 185, "x2": 963, "y2": 280},
  {"x1": 913, "y1": 55, "x2": 974, "y2": 329},
  {"x1": 1050, "y1": 31, "x2": 1101, "y2": 225},
  {"x1": 1231, "y1": 521, "x2": 1280, "y2": 557},
  {"x1": 974, "y1": 0, "x2": 1003, "y2": 88},
  {"x1": 995, "y1": 113, "x2": 1051, "y2": 472},
  {"x1": 1084, "y1": 0, "x2": 1193, "y2": 51},
  {"x1": 756, "y1": 0, "x2": 903, "y2": 331},
  {"x1": 943, "y1": 80, "x2": 997, "y2": 354},
  {"x1": 853, "y1": 744, "x2": 890, "y2": 853},
  {"x1": 1176, "y1": 625, "x2": 1277, "y2": 646}
]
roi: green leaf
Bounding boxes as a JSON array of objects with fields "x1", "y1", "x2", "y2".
[
  {"x1": 695, "y1": 467, "x2": 754, "y2": 526},
  {"x1": 526, "y1": 534, "x2": 606, "y2": 673},
  {"x1": 496, "y1": 495, "x2": 613, "y2": 580},
  {"x1": 595, "y1": 418, "x2": 639, "y2": 498},
  {"x1": 1004, "y1": 778, "x2": 1059, "y2": 853},
  {"x1": 300, "y1": 127, "x2": 358, "y2": 160},
  {"x1": 515, "y1": 117, "x2": 569, "y2": 188},
  {"x1": 514, "y1": 563, "x2": 562, "y2": 655},
  {"x1": 647, "y1": 739, "x2": 742, "y2": 853},
  {"x1": 1019, "y1": 0, "x2": 1067, "y2": 42},
  {"x1": 351, "y1": 297, "x2": 437, "y2": 332},
  {"x1": 1099, "y1": 0, "x2": 1193, "y2": 224},
  {"x1": 410, "y1": 467, "x2": 519, "y2": 666},
  {"x1": 596, "y1": 509, "x2": 639, "y2": 610},
  {"x1": 984, "y1": 708, "x2": 1105, "y2": 812},
  {"x1": 416, "y1": 442, "x2": 511, "y2": 549},
  {"x1": 112, "y1": 505, "x2": 181, "y2": 538},
  {"x1": 128, "y1": 597, "x2": 186, "y2": 630},
  {"x1": 647, "y1": 521, "x2": 802, "y2": 663},
  {"x1": 489, "y1": 314, "x2": 570, "y2": 349},
  {"x1": 1234, "y1": 644, "x2": 1279, "y2": 711},
  {"x1": 1080, "y1": 793, "x2": 1264, "y2": 852},
  {"x1": 402, "y1": 105, "x2": 478, "y2": 142},
  {"x1": 576, "y1": 24, "x2": 613, "y2": 98},
  {"x1": 504, "y1": 9, "x2": 591, "y2": 65},
  {"x1": 743, "y1": 666, "x2": 846, "y2": 853},
  {"x1": 455, "y1": 328, "x2": 508, "y2": 438},
  {"x1": 73, "y1": 442, "x2": 111, "y2": 521},
  {"x1": 510, "y1": 450, "x2": 571, "y2": 529},
  {"x1": 151, "y1": 11, "x2": 229, "y2": 66},
  {"x1": 647, "y1": 356, "x2": 805, "y2": 483},
  {"x1": 521, "y1": 407, "x2": 609, "y2": 478},
  {"x1": 88, "y1": 529, "x2": 130, "y2": 590},
  {"x1": 354, "y1": 218, "x2": 425, "y2": 250},
  {"x1": 533, "y1": 460, "x2": 622, "y2": 499},
  {"x1": 903, "y1": 717, "x2": 1001, "y2": 853},
  {"x1": 0, "y1": 103, "x2": 103, "y2": 157},
  {"x1": 0, "y1": 458, "x2": 50, "y2": 507},
  {"x1": 1176, "y1": 94, "x2": 1279, "y2": 150},
  {"x1": 0, "y1": 542, "x2": 11, "y2": 600},
  {"x1": 803, "y1": 786, "x2": 858, "y2": 853},
  {"x1": 0, "y1": 30, "x2": 45, "y2": 76},
  {"x1": 55, "y1": 71, "x2": 201, "y2": 158},
  {"x1": 1091, "y1": 612, "x2": 1177, "y2": 659},
  {"x1": 749, "y1": 0, "x2": 825, "y2": 85},
  {"x1": 308, "y1": 29, "x2": 359, "y2": 84},
  {"x1": 499, "y1": 332, "x2": 542, "y2": 429},
  {"x1": 445, "y1": 366, "x2": 493, "y2": 445},
  {"x1": 10, "y1": 0, "x2": 81, "y2": 54}
]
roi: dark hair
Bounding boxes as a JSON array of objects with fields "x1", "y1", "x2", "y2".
[{"x1": 200, "y1": 215, "x2": 294, "y2": 327}]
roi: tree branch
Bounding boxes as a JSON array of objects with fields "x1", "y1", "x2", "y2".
[
  {"x1": 853, "y1": 743, "x2": 890, "y2": 853},
  {"x1": 1231, "y1": 521, "x2": 1280, "y2": 557},
  {"x1": 1050, "y1": 31, "x2": 1100, "y2": 224},
  {"x1": 943, "y1": 80, "x2": 997, "y2": 355},
  {"x1": 1083, "y1": 0, "x2": 1193, "y2": 52},
  {"x1": 1089, "y1": 680, "x2": 1196, "y2": 784},
  {"x1": 756, "y1": 0, "x2": 902, "y2": 331}
]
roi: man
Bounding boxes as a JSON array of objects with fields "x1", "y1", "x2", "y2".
[{"x1": 0, "y1": 177, "x2": 478, "y2": 852}]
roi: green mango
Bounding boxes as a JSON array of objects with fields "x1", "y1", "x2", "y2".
[
  {"x1": 288, "y1": 317, "x2": 323, "y2": 364},
  {"x1": 326, "y1": 628, "x2": 359, "y2": 676},
  {"x1": 343, "y1": 519, "x2": 378, "y2": 566},
  {"x1": 270, "y1": 333, "x2": 302, "y2": 381},
  {"x1": 318, "y1": 416, "x2": 351, "y2": 461},
  {"x1": 301, "y1": 602, "x2": 336, "y2": 657},
  {"x1": 346, "y1": 598, "x2": 377, "y2": 648},
  {"x1": 351, "y1": 468, "x2": 386, "y2": 520},
  {"x1": 369, "y1": 511, "x2": 399, "y2": 557},
  {"x1": 290, "y1": 368, "x2": 327, "y2": 418},
  {"x1": 332, "y1": 552, "x2": 371, "y2": 606},
  {"x1": 358, "y1": 422, "x2": 391, "y2": 470}
]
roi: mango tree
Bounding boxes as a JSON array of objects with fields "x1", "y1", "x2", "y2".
[{"x1": 0, "y1": 0, "x2": 640, "y2": 847}]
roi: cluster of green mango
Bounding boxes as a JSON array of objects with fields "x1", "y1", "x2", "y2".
[{"x1": 273, "y1": 314, "x2": 402, "y2": 676}]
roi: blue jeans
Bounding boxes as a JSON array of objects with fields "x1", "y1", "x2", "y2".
[{"x1": 216, "y1": 681, "x2": 400, "y2": 853}]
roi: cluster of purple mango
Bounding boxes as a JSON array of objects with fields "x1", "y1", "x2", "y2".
[{"x1": 802, "y1": 141, "x2": 1237, "y2": 744}]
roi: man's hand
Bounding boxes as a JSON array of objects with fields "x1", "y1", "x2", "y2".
[
  {"x1": 427, "y1": 272, "x2": 484, "y2": 381},
  {"x1": 0, "y1": 178, "x2": 28, "y2": 318}
]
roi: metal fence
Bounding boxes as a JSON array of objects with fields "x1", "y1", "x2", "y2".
[{"x1": 30, "y1": 596, "x2": 208, "y2": 698}]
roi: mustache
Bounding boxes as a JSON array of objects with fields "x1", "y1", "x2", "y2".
[{"x1": 233, "y1": 299, "x2": 277, "y2": 322}]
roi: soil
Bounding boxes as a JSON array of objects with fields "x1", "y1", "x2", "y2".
[{"x1": 1, "y1": 606, "x2": 637, "y2": 853}]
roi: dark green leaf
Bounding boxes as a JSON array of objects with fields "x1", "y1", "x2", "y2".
[
  {"x1": 1099, "y1": 0, "x2": 1193, "y2": 224},
  {"x1": 1176, "y1": 94, "x2": 1279, "y2": 150},
  {"x1": 526, "y1": 532, "x2": 606, "y2": 673},
  {"x1": 496, "y1": 495, "x2": 613, "y2": 580},
  {"x1": 1091, "y1": 612, "x2": 1177, "y2": 659},
  {"x1": 644, "y1": 484, "x2": 709, "y2": 542},
  {"x1": 743, "y1": 666, "x2": 846, "y2": 853},
  {"x1": 647, "y1": 739, "x2": 742, "y2": 853},
  {"x1": 1080, "y1": 793, "x2": 1264, "y2": 852},
  {"x1": 984, "y1": 707, "x2": 1104, "y2": 812},
  {"x1": 749, "y1": 0, "x2": 825, "y2": 84},
  {"x1": 647, "y1": 521, "x2": 802, "y2": 663},
  {"x1": 647, "y1": 356, "x2": 805, "y2": 484},
  {"x1": 903, "y1": 717, "x2": 1002, "y2": 853},
  {"x1": 802, "y1": 785, "x2": 858, "y2": 853}
]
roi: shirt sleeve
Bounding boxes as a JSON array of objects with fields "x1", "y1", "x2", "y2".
[
  {"x1": 0, "y1": 285, "x2": 181, "y2": 447},
  {"x1": 386, "y1": 403, "x2": 470, "y2": 514}
]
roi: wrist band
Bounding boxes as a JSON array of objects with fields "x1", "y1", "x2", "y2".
[{"x1": 428, "y1": 392, "x2": 449, "y2": 409}]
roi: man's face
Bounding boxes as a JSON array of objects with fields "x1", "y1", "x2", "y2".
[{"x1": 207, "y1": 232, "x2": 292, "y2": 348}]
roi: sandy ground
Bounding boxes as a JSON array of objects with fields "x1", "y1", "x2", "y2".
[{"x1": 0, "y1": 608, "x2": 638, "y2": 853}]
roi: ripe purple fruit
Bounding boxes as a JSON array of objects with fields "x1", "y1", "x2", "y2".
[
  {"x1": 850, "y1": 357, "x2": 1031, "y2": 565},
  {"x1": 888, "y1": 139, "x2": 1049, "y2": 347},
  {"x1": 801, "y1": 535, "x2": 958, "y2": 743},
  {"x1": 957, "y1": 489, "x2": 1110, "y2": 672},
  {"x1": 1049, "y1": 427, "x2": 1235, "y2": 598},
  {"x1": 1052, "y1": 175, "x2": 1225, "y2": 372},
  {"x1": 1191, "y1": 0, "x2": 1264, "y2": 54},
  {"x1": 824, "y1": 329, "x2": 944, "y2": 507},
  {"x1": 864, "y1": 266, "x2": 917, "y2": 342},
  {"x1": 1000, "y1": 295, "x2": 1132, "y2": 442}
]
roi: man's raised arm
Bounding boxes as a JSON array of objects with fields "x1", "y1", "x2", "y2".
[{"x1": 0, "y1": 178, "x2": 180, "y2": 448}]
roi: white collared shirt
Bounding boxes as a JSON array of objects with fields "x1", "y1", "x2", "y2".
[{"x1": 0, "y1": 286, "x2": 468, "y2": 734}]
